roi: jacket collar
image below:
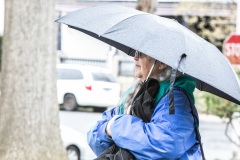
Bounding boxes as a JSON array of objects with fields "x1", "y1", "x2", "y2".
[{"x1": 154, "y1": 75, "x2": 196, "y2": 106}]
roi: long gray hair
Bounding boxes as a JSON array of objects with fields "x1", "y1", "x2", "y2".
[{"x1": 123, "y1": 64, "x2": 173, "y2": 114}]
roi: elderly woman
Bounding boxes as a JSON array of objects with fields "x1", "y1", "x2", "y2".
[{"x1": 87, "y1": 51, "x2": 204, "y2": 160}]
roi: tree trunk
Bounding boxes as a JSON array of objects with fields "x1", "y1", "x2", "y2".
[
  {"x1": 0, "y1": 0, "x2": 67, "y2": 159},
  {"x1": 136, "y1": 0, "x2": 157, "y2": 14}
]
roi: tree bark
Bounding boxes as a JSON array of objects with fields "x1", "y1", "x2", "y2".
[
  {"x1": 136, "y1": 0, "x2": 157, "y2": 14},
  {"x1": 0, "y1": 0, "x2": 67, "y2": 159}
]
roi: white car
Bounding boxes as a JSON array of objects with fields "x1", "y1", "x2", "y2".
[
  {"x1": 57, "y1": 64, "x2": 121, "y2": 111},
  {"x1": 60, "y1": 125, "x2": 96, "y2": 160}
]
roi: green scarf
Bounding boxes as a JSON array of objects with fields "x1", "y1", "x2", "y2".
[
  {"x1": 154, "y1": 75, "x2": 196, "y2": 106},
  {"x1": 118, "y1": 75, "x2": 196, "y2": 114}
]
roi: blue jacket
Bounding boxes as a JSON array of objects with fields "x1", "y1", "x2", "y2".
[{"x1": 87, "y1": 76, "x2": 202, "y2": 160}]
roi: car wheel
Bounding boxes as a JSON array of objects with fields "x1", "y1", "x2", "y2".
[
  {"x1": 64, "y1": 94, "x2": 78, "y2": 111},
  {"x1": 93, "y1": 107, "x2": 107, "y2": 113},
  {"x1": 66, "y1": 145, "x2": 80, "y2": 160}
]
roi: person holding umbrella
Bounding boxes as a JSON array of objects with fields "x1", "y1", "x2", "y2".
[
  {"x1": 56, "y1": 4, "x2": 240, "y2": 159},
  {"x1": 87, "y1": 51, "x2": 204, "y2": 160}
]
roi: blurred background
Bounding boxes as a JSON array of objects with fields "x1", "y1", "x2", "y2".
[{"x1": 0, "y1": 0, "x2": 240, "y2": 160}]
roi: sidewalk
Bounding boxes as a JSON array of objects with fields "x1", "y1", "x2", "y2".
[
  {"x1": 199, "y1": 113, "x2": 225, "y2": 123},
  {"x1": 198, "y1": 113, "x2": 238, "y2": 160}
]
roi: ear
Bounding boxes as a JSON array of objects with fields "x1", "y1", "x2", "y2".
[{"x1": 158, "y1": 63, "x2": 167, "y2": 70}]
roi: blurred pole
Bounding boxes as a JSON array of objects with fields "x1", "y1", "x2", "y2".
[
  {"x1": 232, "y1": 2, "x2": 240, "y2": 160},
  {"x1": 231, "y1": 113, "x2": 240, "y2": 160},
  {"x1": 57, "y1": 11, "x2": 62, "y2": 51},
  {"x1": 236, "y1": 1, "x2": 240, "y2": 34}
]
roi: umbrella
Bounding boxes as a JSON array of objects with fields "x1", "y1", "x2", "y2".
[{"x1": 55, "y1": 4, "x2": 240, "y2": 106}]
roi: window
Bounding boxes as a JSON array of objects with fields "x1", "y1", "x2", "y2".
[
  {"x1": 118, "y1": 60, "x2": 134, "y2": 76},
  {"x1": 92, "y1": 72, "x2": 116, "y2": 82},
  {"x1": 57, "y1": 69, "x2": 83, "y2": 80}
]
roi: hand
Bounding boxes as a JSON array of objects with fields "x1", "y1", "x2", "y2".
[{"x1": 106, "y1": 115, "x2": 118, "y2": 137}]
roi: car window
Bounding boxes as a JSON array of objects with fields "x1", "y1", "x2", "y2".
[
  {"x1": 57, "y1": 69, "x2": 83, "y2": 80},
  {"x1": 92, "y1": 72, "x2": 116, "y2": 82}
]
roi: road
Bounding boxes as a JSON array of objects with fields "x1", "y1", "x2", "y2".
[
  {"x1": 59, "y1": 110, "x2": 234, "y2": 160},
  {"x1": 200, "y1": 118, "x2": 233, "y2": 160}
]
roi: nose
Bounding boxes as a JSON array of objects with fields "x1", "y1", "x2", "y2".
[
  {"x1": 134, "y1": 54, "x2": 138, "y2": 60},
  {"x1": 134, "y1": 51, "x2": 140, "y2": 60}
]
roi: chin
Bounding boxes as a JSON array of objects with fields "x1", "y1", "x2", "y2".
[
  {"x1": 134, "y1": 68, "x2": 142, "y2": 79},
  {"x1": 135, "y1": 74, "x2": 142, "y2": 79},
  {"x1": 134, "y1": 71, "x2": 139, "y2": 77}
]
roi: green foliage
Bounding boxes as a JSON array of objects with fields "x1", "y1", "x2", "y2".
[
  {"x1": 177, "y1": 2, "x2": 236, "y2": 51},
  {"x1": 186, "y1": 16, "x2": 235, "y2": 51},
  {"x1": 201, "y1": 72, "x2": 240, "y2": 119},
  {"x1": 203, "y1": 93, "x2": 240, "y2": 119}
]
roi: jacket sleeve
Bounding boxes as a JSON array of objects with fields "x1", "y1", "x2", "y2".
[
  {"x1": 110, "y1": 90, "x2": 197, "y2": 159},
  {"x1": 87, "y1": 107, "x2": 118, "y2": 155}
]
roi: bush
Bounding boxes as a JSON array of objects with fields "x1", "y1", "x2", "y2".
[
  {"x1": 203, "y1": 93, "x2": 240, "y2": 119},
  {"x1": 199, "y1": 72, "x2": 240, "y2": 119}
]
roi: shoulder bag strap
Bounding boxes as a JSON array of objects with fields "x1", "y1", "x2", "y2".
[{"x1": 176, "y1": 87, "x2": 206, "y2": 160}]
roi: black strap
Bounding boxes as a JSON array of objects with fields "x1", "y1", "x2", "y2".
[
  {"x1": 169, "y1": 54, "x2": 186, "y2": 114},
  {"x1": 169, "y1": 68, "x2": 177, "y2": 114},
  {"x1": 178, "y1": 88, "x2": 206, "y2": 160}
]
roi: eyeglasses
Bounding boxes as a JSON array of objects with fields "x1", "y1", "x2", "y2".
[{"x1": 134, "y1": 51, "x2": 142, "y2": 58}]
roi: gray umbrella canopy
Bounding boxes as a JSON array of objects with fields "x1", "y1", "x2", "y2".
[{"x1": 56, "y1": 4, "x2": 240, "y2": 105}]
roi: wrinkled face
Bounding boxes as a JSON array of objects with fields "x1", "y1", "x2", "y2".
[{"x1": 134, "y1": 51, "x2": 167, "y2": 82}]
